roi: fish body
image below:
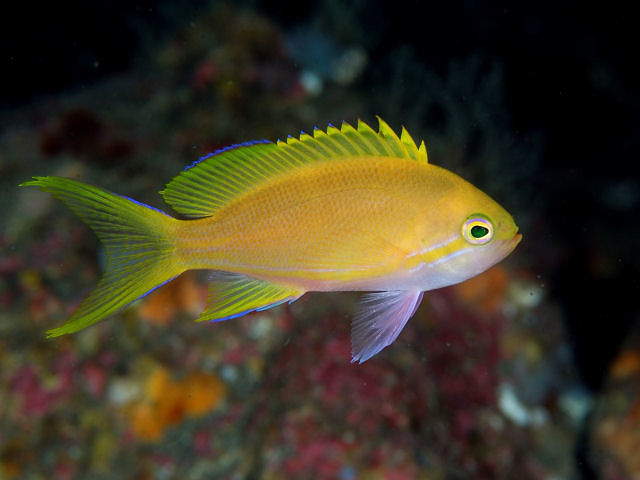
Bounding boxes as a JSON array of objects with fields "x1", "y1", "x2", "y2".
[
  {"x1": 22, "y1": 117, "x2": 521, "y2": 362},
  {"x1": 178, "y1": 157, "x2": 516, "y2": 291}
]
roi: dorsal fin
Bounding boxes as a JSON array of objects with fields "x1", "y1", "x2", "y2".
[{"x1": 160, "y1": 117, "x2": 428, "y2": 218}]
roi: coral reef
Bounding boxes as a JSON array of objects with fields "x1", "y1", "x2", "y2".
[{"x1": 589, "y1": 329, "x2": 640, "y2": 478}]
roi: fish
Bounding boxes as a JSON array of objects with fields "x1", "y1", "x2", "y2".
[{"x1": 21, "y1": 117, "x2": 521, "y2": 363}]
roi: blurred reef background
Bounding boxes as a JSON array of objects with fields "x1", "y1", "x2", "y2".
[{"x1": 1, "y1": 1, "x2": 639, "y2": 479}]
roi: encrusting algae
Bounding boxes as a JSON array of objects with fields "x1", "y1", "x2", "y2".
[
  {"x1": 21, "y1": 117, "x2": 521, "y2": 362},
  {"x1": 130, "y1": 366, "x2": 226, "y2": 441}
]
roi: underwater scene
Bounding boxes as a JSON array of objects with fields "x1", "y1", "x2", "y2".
[{"x1": 1, "y1": 1, "x2": 638, "y2": 479}]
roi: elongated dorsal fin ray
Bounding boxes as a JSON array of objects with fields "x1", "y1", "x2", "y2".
[{"x1": 161, "y1": 118, "x2": 428, "y2": 218}]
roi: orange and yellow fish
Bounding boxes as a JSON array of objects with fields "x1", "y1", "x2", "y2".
[{"x1": 22, "y1": 117, "x2": 521, "y2": 362}]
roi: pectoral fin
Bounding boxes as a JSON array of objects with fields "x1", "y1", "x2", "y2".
[
  {"x1": 351, "y1": 290, "x2": 424, "y2": 363},
  {"x1": 198, "y1": 272, "x2": 304, "y2": 322}
]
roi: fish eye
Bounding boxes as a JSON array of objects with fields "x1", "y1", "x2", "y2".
[{"x1": 462, "y1": 215, "x2": 494, "y2": 245}]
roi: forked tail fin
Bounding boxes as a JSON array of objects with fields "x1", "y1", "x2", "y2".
[{"x1": 20, "y1": 176, "x2": 183, "y2": 337}]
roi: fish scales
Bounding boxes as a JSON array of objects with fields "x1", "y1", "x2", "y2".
[
  {"x1": 178, "y1": 158, "x2": 432, "y2": 281},
  {"x1": 20, "y1": 117, "x2": 521, "y2": 362}
]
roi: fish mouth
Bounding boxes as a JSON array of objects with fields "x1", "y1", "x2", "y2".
[
  {"x1": 512, "y1": 232, "x2": 523, "y2": 246},
  {"x1": 497, "y1": 220, "x2": 522, "y2": 249},
  {"x1": 487, "y1": 231, "x2": 521, "y2": 265},
  {"x1": 498, "y1": 228, "x2": 522, "y2": 257},
  {"x1": 506, "y1": 231, "x2": 522, "y2": 253}
]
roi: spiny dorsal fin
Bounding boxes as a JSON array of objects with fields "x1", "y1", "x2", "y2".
[{"x1": 160, "y1": 117, "x2": 428, "y2": 218}]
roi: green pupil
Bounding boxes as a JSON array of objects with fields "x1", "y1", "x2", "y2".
[{"x1": 470, "y1": 225, "x2": 489, "y2": 239}]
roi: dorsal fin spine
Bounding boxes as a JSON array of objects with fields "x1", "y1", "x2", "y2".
[
  {"x1": 271, "y1": 145, "x2": 303, "y2": 168},
  {"x1": 362, "y1": 120, "x2": 392, "y2": 155},
  {"x1": 184, "y1": 140, "x2": 270, "y2": 171},
  {"x1": 400, "y1": 127, "x2": 419, "y2": 160},
  {"x1": 342, "y1": 120, "x2": 377, "y2": 155},
  {"x1": 306, "y1": 137, "x2": 334, "y2": 157},
  {"x1": 376, "y1": 116, "x2": 411, "y2": 158},
  {"x1": 289, "y1": 140, "x2": 323, "y2": 161},
  {"x1": 355, "y1": 120, "x2": 388, "y2": 155},
  {"x1": 331, "y1": 129, "x2": 360, "y2": 155},
  {"x1": 418, "y1": 141, "x2": 428, "y2": 162},
  {"x1": 241, "y1": 152, "x2": 270, "y2": 178},
  {"x1": 162, "y1": 118, "x2": 429, "y2": 218},
  {"x1": 379, "y1": 132, "x2": 405, "y2": 158},
  {"x1": 318, "y1": 135, "x2": 350, "y2": 156}
]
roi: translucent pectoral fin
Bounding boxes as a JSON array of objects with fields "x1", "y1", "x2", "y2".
[
  {"x1": 351, "y1": 290, "x2": 424, "y2": 364},
  {"x1": 198, "y1": 272, "x2": 304, "y2": 322}
]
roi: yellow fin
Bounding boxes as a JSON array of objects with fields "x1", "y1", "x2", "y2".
[
  {"x1": 160, "y1": 118, "x2": 428, "y2": 218},
  {"x1": 418, "y1": 140, "x2": 428, "y2": 162},
  {"x1": 198, "y1": 273, "x2": 304, "y2": 322},
  {"x1": 400, "y1": 125, "x2": 428, "y2": 162},
  {"x1": 20, "y1": 176, "x2": 182, "y2": 336}
]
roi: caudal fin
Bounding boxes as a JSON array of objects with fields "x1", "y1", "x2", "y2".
[{"x1": 20, "y1": 176, "x2": 182, "y2": 337}]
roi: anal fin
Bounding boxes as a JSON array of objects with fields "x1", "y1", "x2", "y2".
[
  {"x1": 351, "y1": 290, "x2": 424, "y2": 363},
  {"x1": 198, "y1": 272, "x2": 304, "y2": 322}
]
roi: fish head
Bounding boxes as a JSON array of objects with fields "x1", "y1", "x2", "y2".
[{"x1": 415, "y1": 175, "x2": 522, "y2": 288}]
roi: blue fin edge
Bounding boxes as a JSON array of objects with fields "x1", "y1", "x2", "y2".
[
  {"x1": 138, "y1": 274, "x2": 180, "y2": 301},
  {"x1": 184, "y1": 139, "x2": 272, "y2": 171},
  {"x1": 118, "y1": 194, "x2": 172, "y2": 217},
  {"x1": 209, "y1": 294, "x2": 302, "y2": 323}
]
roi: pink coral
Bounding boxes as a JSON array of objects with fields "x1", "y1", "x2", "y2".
[{"x1": 9, "y1": 352, "x2": 76, "y2": 417}]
